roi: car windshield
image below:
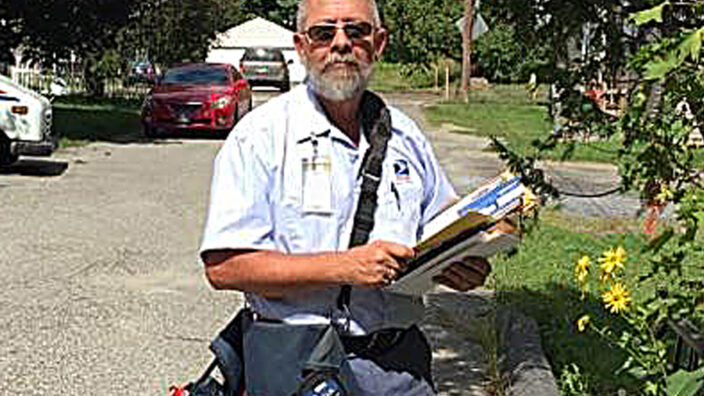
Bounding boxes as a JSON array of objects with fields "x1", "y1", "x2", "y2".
[
  {"x1": 161, "y1": 67, "x2": 228, "y2": 85},
  {"x1": 242, "y1": 48, "x2": 285, "y2": 62}
]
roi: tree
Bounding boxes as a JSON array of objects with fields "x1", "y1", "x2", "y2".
[
  {"x1": 380, "y1": 0, "x2": 464, "y2": 64},
  {"x1": 17, "y1": 0, "x2": 135, "y2": 65},
  {"x1": 461, "y1": 0, "x2": 474, "y2": 94},
  {"x1": 473, "y1": 22, "x2": 549, "y2": 83},
  {"x1": 119, "y1": 0, "x2": 240, "y2": 66},
  {"x1": 240, "y1": 0, "x2": 298, "y2": 30},
  {"x1": 0, "y1": 0, "x2": 26, "y2": 64}
]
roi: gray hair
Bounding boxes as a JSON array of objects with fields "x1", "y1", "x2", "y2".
[{"x1": 296, "y1": 0, "x2": 382, "y2": 32}]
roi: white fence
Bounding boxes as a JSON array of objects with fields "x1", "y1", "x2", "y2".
[{"x1": 8, "y1": 66, "x2": 150, "y2": 99}]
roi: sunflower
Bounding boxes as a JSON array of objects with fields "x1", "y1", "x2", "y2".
[
  {"x1": 574, "y1": 255, "x2": 591, "y2": 284},
  {"x1": 602, "y1": 282, "x2": 631, "y2": 314},
  {"x1": 599, "y1": 246, "x2": 626, "y2": 282},
  {"x1": 576, "y1": 315, "x2": 591, "y2": 332}
]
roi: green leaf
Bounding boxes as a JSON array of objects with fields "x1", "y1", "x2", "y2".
[
  {"x1": 628, "y1": 366, "x2": 648, "y2": 379},
  {"x1": 644, "y1": 60, "x2": 674, "y2": 80},
  {"x1": 677, "y1": 27, "x2": 704, "y2": 62},
  {"x1": 644, "y1": 381, "x2": 660, "y2": 395},
  {"x1": 667, "y1": 368, "x2": 704, "y2": 396},
  {"x1": 616, "y1": 356, "x2": 635, "y2": 374},
  {"x1": 631, "y1": 3, "x2": 667, "y2": 26}
]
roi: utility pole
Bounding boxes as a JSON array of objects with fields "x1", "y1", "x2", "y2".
[{"x1": 460, "y1": 0, "x2": 475, "y2": 97}]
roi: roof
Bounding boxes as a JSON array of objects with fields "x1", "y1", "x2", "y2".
[{"x1": 212, "y1": 17, "x2": 296, "y2": 50}]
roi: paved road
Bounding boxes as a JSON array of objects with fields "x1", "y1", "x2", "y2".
[{"x1": 0, "y1": 89, "x2": 635, "y2": 395}]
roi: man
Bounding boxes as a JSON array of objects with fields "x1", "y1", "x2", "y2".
[{"x1": 200, "y1": 0, "x2": 490, "y2": 394}]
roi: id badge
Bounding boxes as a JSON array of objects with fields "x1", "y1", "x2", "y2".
[{"x1": 302, "y1": 155, "x2": 333, "y2": 214}]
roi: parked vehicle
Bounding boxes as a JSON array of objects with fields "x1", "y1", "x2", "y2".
[
  {"x1": 141, "y1": 63, "x2": 252, "y2": 138},
  {"x1": 125, "y1": 61, "x2": 158, "y2": 86},
  {"x1": 240, "y1": 47, "x2": 291, "y2": 91},
  {"x1": 0, "y1": 74, "x2": 59, "y2": 166}
]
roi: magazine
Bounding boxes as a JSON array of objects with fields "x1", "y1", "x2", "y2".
[{"x1": 385, "y1": 171, "x2": 537, "y2": 296}]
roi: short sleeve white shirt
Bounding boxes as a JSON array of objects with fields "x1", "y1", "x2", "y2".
[{"x1": 200, "y1": 84, "x2": 457, "y2": 334}]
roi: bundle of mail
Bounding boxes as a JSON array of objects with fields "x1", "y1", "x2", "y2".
[{"x1": 386, "y1": 170, "x2": 538, "y2": 296}]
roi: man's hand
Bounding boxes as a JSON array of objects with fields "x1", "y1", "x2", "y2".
[
  {"x1": 432, "y1": 257, "x2": 491, "y2": 292},
  {"x1": 342, "y1": 240, "x2": 414, "y2": 287}
]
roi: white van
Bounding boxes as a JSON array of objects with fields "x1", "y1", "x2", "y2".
[{"x1": 0, "y1": 74, "x2": 59, "y2": 165}]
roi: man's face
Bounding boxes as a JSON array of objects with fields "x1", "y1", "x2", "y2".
[{"x1": 294, "y1": 0, "x2": 387, "y2": 101}]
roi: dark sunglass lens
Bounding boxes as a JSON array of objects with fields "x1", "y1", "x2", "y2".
[
  {"x1": 309, "y1": 25, "x2": 336, "y2": 42},
  {"x1": 345, "y1": 22, "x2": 372, "y2": 39}
]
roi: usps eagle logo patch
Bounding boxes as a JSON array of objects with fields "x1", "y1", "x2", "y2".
[{"x1": 393, "y1": 159, "x2": 411, "y2": 182}]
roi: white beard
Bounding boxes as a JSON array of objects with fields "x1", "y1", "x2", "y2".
[{"x1": 304, "y1": 53, "x2": 374, "y2": 101}]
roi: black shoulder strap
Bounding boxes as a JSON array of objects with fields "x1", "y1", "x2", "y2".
[{"x1": 337, "y1": 91, "x2": 393, "y2": 312}]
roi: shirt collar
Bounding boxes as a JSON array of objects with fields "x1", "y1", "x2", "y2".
[{"x1": 294, "y1": 83, "x2": 362, "y2": 149}]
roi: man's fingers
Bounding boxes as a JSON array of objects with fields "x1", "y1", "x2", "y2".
[
  {"x1": 445, "y1": 263, "x2": 485, "y2": 285},
  {"x1": 442, "y1": 267, "x2": 474, "y2": 290},
  {"x1": 432, "y1": 262, "x2": 489, "y2": 291},
  {"x1": 432, "y1": 273, "x2": 471, "y2": 292},
  {"x1": 373, "y1": 240, "x2": 415, "y2": 260},
  {"x1": 462, "y1": 257, "x2": 491, "y2": 277},
  {"x1": 431, "y1": 275, "x2": 455, "y2": 289},
  {"x1": 374, "y1": 250, "x2": 403, "y2": 274}
]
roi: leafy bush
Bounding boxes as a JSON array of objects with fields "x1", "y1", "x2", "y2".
[{"x1": 474, "y1": 22, "x2": 549, "y2": 83}]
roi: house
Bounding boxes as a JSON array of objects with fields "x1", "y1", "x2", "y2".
[{"x1": 207, "y1": 17, "x2": 306, "y2": 85}]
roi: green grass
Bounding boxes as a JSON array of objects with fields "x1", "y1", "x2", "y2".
[
  {"x1": 425, "y1": 85, "x2": 622, "y2": 164},
  {"x1": 54, "y1": 101, "x2": 143, "y2": 147},
  {"x1": 369, "y1": 62, "x2": 436, "y2": 91},
  {"x1": 54, "y1": 94, "x2": 144, "y2": 112},
  {"x1": 491, "y1": 210, "x2": 704, "y2": 394}
]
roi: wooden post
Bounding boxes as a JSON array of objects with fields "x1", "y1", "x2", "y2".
[
  {"x1": 434, "y1": 64, "x2": 439, "y2": 91},
  {"x1": 460, "y1": 0, "x2": 475, "y2": 99},
  {"x1": 445, "y1": 64, "x2": 450, "y2": 100}
]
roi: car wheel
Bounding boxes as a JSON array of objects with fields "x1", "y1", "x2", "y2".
[
  {"x1": 0, "y1": 139, "x2": 18, "y2": 166},
  {"x1": 280, "y1": 80, "x2": 290, "y2": 92},
  {"x1": 248, "y1": 97, "x2": 253, "y2": 112}
]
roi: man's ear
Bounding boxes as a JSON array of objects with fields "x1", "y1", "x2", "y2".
[
  {"x1": 373, "y1": 27, "x2": 388, "y2": 61},
  {"x1": 294, "y1": 33, "x2": 307, "y2": 59}
]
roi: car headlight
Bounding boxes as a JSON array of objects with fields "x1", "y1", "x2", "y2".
[
  {"x1": 211, "y1": 96, "x2": 231, "y2": 109},
  {"x1": 43, "y1": 107, "x2": 53, "y2": 135}
]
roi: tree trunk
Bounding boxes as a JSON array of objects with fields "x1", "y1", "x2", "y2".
[
  {"x1": 461, "y1": 0, "x2": 475, "y2": 98},
  {"x1": 84, "y1": 57, "x2": 105, "y2": 97}
]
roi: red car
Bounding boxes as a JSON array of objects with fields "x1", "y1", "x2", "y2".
[{"x1": 141, "y1": 63, "x2": 252, "y2": 137}]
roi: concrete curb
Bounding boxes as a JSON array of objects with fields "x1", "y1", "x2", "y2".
[
  {"x1": 497, "y1": 308, "x2": 559, "y2": 396},
  {"x1": 423, "y1": 290, "x2": 559, "y2": 396}
]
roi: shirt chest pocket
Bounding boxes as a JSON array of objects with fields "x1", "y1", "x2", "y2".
[{"x1": 373, "y1": 177, "x2": 424, "y2": 245}]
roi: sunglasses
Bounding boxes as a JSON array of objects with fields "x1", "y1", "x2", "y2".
[{"x1": 305, "y1": 22, "x2": 374, "y2": 44}]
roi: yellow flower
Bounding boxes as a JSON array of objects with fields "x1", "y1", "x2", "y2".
[
  {"x1": 599, "y1": 246, "x2": 626, "y2": 282},
  {"x1": 654, "y1": 184, "x2": 674, "y2": 204},
  {"x1": 574, "y1": 255, "x2": 591, "y2": 284},
  {"x1": 577, "y1": 315, "x2": 591, "y2": 332},
  {"x1": 522, "y1": 189, "x2": 539, "y2": 211},
  {"x1": 602, "y1": 282, "x2": 631, "y2": 314}
]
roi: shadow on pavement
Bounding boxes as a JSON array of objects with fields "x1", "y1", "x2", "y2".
[
  {"x1": 422, "y1": 292, "x2": 496, "y2": 395},
  {"x1": 0, "y1": 159, "x2": 69, "y2": 177}
]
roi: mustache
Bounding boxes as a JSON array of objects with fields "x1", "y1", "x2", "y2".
[{"x1": 324, "y1": 54, "x2": 361, "y2": 70}]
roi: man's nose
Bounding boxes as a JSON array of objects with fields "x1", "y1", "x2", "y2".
[{"x1": 330, "y1": 27, "x2": 352, "y2": 53}]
